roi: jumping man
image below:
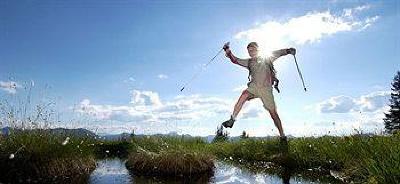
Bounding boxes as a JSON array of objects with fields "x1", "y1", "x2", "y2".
[{"x1": 221, "y1": 42, "x2": 296, "y2": 141}]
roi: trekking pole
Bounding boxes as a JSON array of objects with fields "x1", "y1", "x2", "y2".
[
  {"x1": 293, "y1": 55, "x2": 307, "y2": 92},
  {"x1": 180, "y1": 42, "x2": 229, "y2": 92}
]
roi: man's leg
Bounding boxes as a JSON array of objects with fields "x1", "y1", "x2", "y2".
[
  {"x1": 268, "y1": 108, "x2": 288, "y2": 153},
  {"x1": 222, "y1": 90, "x2": 251, "y2": 128},
  {"x1": 267, "y1": 108, "x2": 285, "y2": 137},
  {"x1": 232, "y1": 90, "x2": 251, "y2": 119},
  {"x1": 259, "y1": 88, "x2": 285, "y2": 138}
]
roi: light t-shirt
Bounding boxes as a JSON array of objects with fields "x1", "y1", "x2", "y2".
[{"x1": 236, "y1": 49, "x2": 286, "y2": 88}]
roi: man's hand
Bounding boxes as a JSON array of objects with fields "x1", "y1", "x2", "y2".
[
  {"x1": 223, "y1": 42, "x2": 231, "y2": 57},
  {"x1": 287, "y1": 48, "x2": 296, "y2": 55},
  {"x1": 223, "y1": 42, "x2": 230, "y2": 51},
  {"x1": 224, "y1": 48, "x2": 232, "y2": 57}
]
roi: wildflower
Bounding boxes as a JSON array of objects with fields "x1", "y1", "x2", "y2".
[
  {"x1": 229, "y1": 156, "x2": 233, "y2": 160},
  {"x1": 106, "y1": 150, "x2": 110, "y2": 153},
  {"x1": 9, "y1": 154, "x2": 15, "y2": 159},
  {"x1": 62, "y1": 137, "x2": 70, "y2": 146},
  {"x1": 330, "y1": 170, "x2": 346, "y2": 182}
]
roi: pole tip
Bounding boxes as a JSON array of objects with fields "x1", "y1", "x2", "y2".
[
  {"x1": 304, "y1": 88, "x2": 307, "y2": 92},
  {"x1": 180, "y1": 87, "x2": 185, "y2": 92}
]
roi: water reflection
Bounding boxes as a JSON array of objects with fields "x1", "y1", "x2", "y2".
[
  {"x1": 89, "y1": 158, "x2": 133, "y2": 184},
  {"x1": 211, "y1": 161, "x2": 314, "y2": 184},
  {"x1": 89, "y1": 159, "x2": 328, "y2": 184}
]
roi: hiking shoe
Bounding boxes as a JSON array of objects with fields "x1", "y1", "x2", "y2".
[
  {"x1": 222, "y1": 116, "x2": 235, "y2": 128},
  {"x1": 279, "y1": 136, "x2": 288, "y2": 145},
  {"x1": 279, "y1": 136, "x2": 289, "y2": 153}
]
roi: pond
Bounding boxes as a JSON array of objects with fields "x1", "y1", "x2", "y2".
[
  {"x1": 89, "y1": 158, "x2": 334, "y2": 184},
  {"x1": 89, "y1": 158, "x2": 133, "y2": 184}
]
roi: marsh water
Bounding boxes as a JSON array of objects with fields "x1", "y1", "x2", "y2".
[
  {"x1": 89, "y1": 158, "x2": 132, "y2": 184},
  {"x1": 89, "y1": 158, "x2": 335, "y2": 184}
]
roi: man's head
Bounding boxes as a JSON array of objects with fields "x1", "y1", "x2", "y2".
[{"x1": 247, "y1": 42, "x2": 259, "y2": 58}]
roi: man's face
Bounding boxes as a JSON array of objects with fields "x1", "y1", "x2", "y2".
[{"x1": 247, "y1": 46, "x2": 258, "y2": 58}]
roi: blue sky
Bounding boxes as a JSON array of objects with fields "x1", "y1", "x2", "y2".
[{"x1": 1, "y1": 0, "x2": 399, "y2": 136}]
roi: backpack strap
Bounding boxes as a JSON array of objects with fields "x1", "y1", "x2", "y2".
[
  {"x1": 268, "y1": 60, "x2": 281, "y2": 93},
  {"x1": 247, "y1": 59, "x2": 251, "y2": 81}
]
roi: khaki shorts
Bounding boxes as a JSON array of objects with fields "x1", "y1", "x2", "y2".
[{"x1": 246, "y1": 83, "x2": 276, "y2": 111}]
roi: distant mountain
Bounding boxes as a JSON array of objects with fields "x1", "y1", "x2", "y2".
[
  {"x1": 48, "y1": 128, "x2": 97, "y2": 138},
  {"x1": 100, "y1": 133, "x2": 131, "y2": 141},
  {"x1": 1, "y1": 126, "x2": 297, "y2": 141},
  {"x1": 0, "y1": 127, "x2": 96, "y2": 138},
  {"x1": 1, "y1": 127, "x2": 11, "y2": 136},
  {"x1": 204, "y1": 135, "x2": 215, "y2": 143}
]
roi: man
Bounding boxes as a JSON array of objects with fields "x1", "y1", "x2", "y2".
[{"x1": 221, "y1": 42, "x2": 296, "y2": 141}]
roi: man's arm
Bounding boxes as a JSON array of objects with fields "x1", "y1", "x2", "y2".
[
  {"x1": 224, "y1": 45, "x2": 248, "y2": 67},
  {"x1": 270, "y1": 48, "x2": 296, "y2": 62}
]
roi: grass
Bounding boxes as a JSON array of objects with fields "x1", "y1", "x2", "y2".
[
  {"x1": 289, "y1": 134, "x2": 400, "y2": 183},
  {"x1": 207, "y1": 133, "x2": 400, "y2": 184},
  {"x1": 1, "y1": 130, "x2": 398, "y2": 183},
  {"x1": 126, "y1": 135, "x2": 215, "y2": 179},
  {"x1": 1, "y1": 84, "x2": 398, "y2": 183},
  {"x1": 0, "y1": 131, "x2": 97, "y2": 182},
  {"x1": 93, "y1": 140, "x2": 132, "y2": 158},
  {"x1": 126, "y1": 149, "x2": 214, "y2": 178},
  {"x1": 109, "y1": 133, "x2": 400, "y2": 183},
  {"x1": 0, "y1": 86, "x2": 99, "y2": 182}
]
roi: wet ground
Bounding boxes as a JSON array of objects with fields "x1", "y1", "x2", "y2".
[{"x1": 89, "y1": 158, "x2": 336, "y2": 184}]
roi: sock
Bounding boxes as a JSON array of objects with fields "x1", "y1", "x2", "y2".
[{"x1": 231, "y1": 114, "x2": 236, "y2": 121}]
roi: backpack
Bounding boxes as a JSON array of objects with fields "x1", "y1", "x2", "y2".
[{"x1": 246, "y1": 58, "x2": 280, "y2": 93}]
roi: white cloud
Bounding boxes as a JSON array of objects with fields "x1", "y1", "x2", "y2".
[
  {"x1": 298, "y1": 90, "x2": 391, "y2": 136},
  {"x1": 235, "y1": 5, "x2": 378, "y2": 54},
  {"x1": 241, "y1": 107, "x2": 263, "y2": 120},
  {"x1": 317, "y1": 95, "x2": 356, "y2": 113},
  {"x1": 130, "y1": 90, "x2": 162, "y2": 107},
  {"x1": 357, "y1": 91, "x2": 391, "y2": 112},
  {"x1": 232, "y1": 85, "x2": 247, "y2": 92},
  {"x1": 360, "y1": 16, "x2": 379, "y2": 31},
  {"x1": 0, "y1": 81, "x2": 22, "y2": 94},
  {"x1": 316, "y1": 91, "x2": 390, "y2": 114},
  {"x1": 343, "y1": 5, "x2": 371, "y2": 18},
  {"x1": 157, "y1": 74, "x2": 168, "y2": 80},
  {"x1": 74, "y1": 90, "x2": 232, "y2": 134},
  {"x1": 123, "y1": 77, "x2": 136, "y2": 84},
  {"x1": 77, "y1": 99, "x2": 133, "y2": 120}
]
